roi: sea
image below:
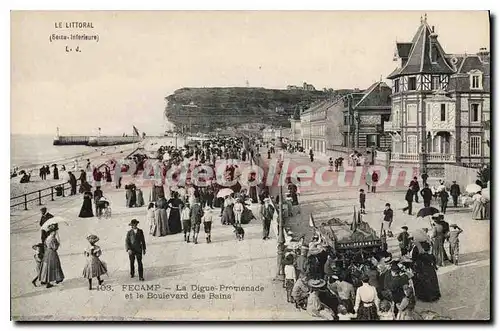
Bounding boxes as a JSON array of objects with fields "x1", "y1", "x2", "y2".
[
  {"x1": 10, "y1": 134, "x2": 97, "y2": 169},
  {"x1": 10, "y1": 134, "x2": 188, "y2": 169}
]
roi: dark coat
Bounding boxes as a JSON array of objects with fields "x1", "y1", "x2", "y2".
[
  {"x1": 383, "y1": 208, "x2": 393, "y2": 222},
  {"x1": 420, "y1": 187, "x2": 433, "y2": 201},
  {"x1": 383, "y1": 272, "x2": 409, "y2": 303},
  {"x1": 125, "y1": 228, "x2": 146, "y2": 254},
  {"x1": 189, "y1": 203, "x2": 204, "y2": 224},
  {"x1": 405, "y1": 189, "x2": 414, "y2": 202},
  {"x1": 450, "y1": 184, "x2": 461, "y2": 197}
]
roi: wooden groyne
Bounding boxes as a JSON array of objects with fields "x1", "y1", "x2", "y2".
[{"x1": 53, "y1": 136, "x2": 141, "y2": 146}]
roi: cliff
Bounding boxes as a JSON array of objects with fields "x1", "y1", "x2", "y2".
[{"x1": 164, "y1": 87, "x2": 331, "y2": 133}]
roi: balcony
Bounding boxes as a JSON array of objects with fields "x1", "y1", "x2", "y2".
[
  {"x1": 384, "y1": 121, "x2": 400, "y2": 132},
  {"x1": 391, "y1": 152, "x2": 456, "y2": 163},
  {"x1": 391, "y1": 153, "x2": 419, "y2": 162},
  {"x1": 427, "y1": 153, "x2": 455, "y2": 163}
]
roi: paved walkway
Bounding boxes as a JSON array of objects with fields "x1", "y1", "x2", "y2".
[
  {"x1": 276, "y1": 150, "x2": 490, "y2": 320},
  {"x1": 11, "y1": 163, "x2": 314, "y2": 320}
]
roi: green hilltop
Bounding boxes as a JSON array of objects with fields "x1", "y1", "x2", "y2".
[{"x1": 164, "y1": 87, "x2": 335, "y2": 133}]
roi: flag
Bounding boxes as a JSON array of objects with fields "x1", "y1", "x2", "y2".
[
  {"x1": 351, "y1": 206, "x2": 358, "y2": 232},
  {"x1": 133, "y1": 126, "x2": 140, "y2": 137},
  {"x1": 309, "y1": 214, "x2": 316, "y2": 228}
]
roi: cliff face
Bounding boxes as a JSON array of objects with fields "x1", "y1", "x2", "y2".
[{"x1": 164, "y1": 87, "x2": 329, "y2": 133}]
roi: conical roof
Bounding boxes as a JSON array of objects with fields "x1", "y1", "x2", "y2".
[{"x1": 388, "y1": 20, "x2": 455, "y2": 79}]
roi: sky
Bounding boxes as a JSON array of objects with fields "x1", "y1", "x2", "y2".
[{"x1": 11, "y1": 11, "x2": 490, "y2": 136}]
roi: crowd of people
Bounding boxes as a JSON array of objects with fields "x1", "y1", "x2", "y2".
[{"x1": 280, "y1": 216, "x2": 446, "y2": 320}]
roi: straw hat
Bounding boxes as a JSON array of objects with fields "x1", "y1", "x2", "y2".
[
  {"x1": 86, "y1": 234, "x2": 100, "y2": 244},
  {"x1": 308, "y1": 279, "x2": 326, "y2": 289}
]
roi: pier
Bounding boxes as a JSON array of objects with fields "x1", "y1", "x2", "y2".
[{"x1": 53, "y1": 135, "x2": 141, "y2": 146}]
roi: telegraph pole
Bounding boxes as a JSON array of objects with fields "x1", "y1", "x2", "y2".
[{"x1": 275, "y1": 166, "x2": 285, "y2": 280}]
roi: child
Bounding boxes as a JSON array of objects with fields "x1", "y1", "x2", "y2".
[
  {"x1": 284, "y1": 253, "x2": 296, "y2": 303},
  {"x1": 31, "y1": 243, "x2": 44, "y2": 287},
  {"x1": 181, "y1": 203, "x2": 191, "y2": 243},
  {"x1": 382, "y1": 203, "x2": 394, "y2": 237},
  {"x1": 337, "y1": 304, "x2": 355, "y2": 320},
  {"x1": 397, "y1": 226, "x2": 411, "y2": 257},
  {"x1": 202, "y1": 205, "x2": 214, "y2": 243},
  {"x1": 378, "y1": 300, "x2": 395, "y2": 320},
  {"x1": 359, "y1": 189, "x2": 366, "y2": 214},
  {"x1": 82, "y1": 234, "x2": 107, "y2": 290},
  {"x1": 448, "y1": 224, "x2": 463, "y2": 265},
  {"x1": 328, "y1": 157, "x2": 334, "y2": 172}
]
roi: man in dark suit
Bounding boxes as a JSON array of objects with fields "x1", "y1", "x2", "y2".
[
  {"x1": 450, "y1": 181, "x2": 461, "y2": 207},
  {"x1": 125, "y1": 219, "x2": 146, "y2": 281},
  {"x1": 420, "y1": 183, "x2": 433, "y2": 207},
  {"x1": 39, "y1": 207, "x2": 54, "y2": 243}
]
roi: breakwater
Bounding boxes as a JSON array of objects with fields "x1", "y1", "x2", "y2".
[{"x1": 53, "y1": 135, "x2": 141, "y2": 146}]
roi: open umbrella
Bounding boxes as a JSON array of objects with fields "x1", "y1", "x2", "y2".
[
  {"x1": 416, "y1": 206, "x2": 439, "y2": 218},
  {"x1": 466, "y1": 183, "x2": 482, "y2": 194},
  {"x1": 411, "y1": 228, "x2": 432, "y2": 243},
  {"x1": 41, "y1": 216, "x2": 71, "y2": 231},
  {"x1": 217, "y1": 188, "x2": 234, "y2": 198}
]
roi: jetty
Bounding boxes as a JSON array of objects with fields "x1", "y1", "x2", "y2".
[{"x1": 53, "y1": 135, "x2": 141, "y2": 146}]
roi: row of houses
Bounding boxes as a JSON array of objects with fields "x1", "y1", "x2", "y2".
[{"x1": 271, "y1": 16, "x2": 490, "y2": 174}]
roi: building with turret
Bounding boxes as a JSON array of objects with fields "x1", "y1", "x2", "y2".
[{"x1": 384, "y1": 15, "x2": 490, "y2": 174}]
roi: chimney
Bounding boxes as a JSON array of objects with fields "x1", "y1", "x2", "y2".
[{"x1": 477, "y1": 47, "x2": 490, "y2": 63}]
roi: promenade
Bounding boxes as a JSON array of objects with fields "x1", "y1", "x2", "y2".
[
  {"x1": 10, "y1": 155, "x2": 314, "y2": 321},
  {"x1": 273, "y1": 149, "x2": 490, "y2": 320}
]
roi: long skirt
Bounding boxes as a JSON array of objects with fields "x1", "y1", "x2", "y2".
[
  {"x1": 79, "y1": 198, "x2": 94, "y2": 218},
  {"x1": 167, "y1": 209, "x2": 182, "y2": 234},
  {"x1": 471, "y1": 200, "x2": 484, "y2": 220},
  {"x1": 39, "y1": 249, "x2": 64, "y2": 283},
  {"x1": 432, "y1": 237, "x2": 445, "y2": 266},
  {"x1": 414, "y1": 264, "x2": 441, "y2": 302},
  {"x1": 357, "y1": 304, "x2": 379, "y2": 320},
  {"x1": 136, "y1": 191, "x2": 144, "y2": 207},
  {"x1": 82, "y1": 256, "x2": 107, "y2": 279},
  {"x1": 221, "y1": 205, "x2": 235, "y2": 225},
  {"x1": 241, "y1": 206, "x2": 255, "y2": 224},
  {"x1": 153, "y1": 209, "x2": 169, "y2": 236}
]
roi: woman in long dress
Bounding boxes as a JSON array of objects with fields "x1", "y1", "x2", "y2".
[
  {"x1": 412, "y1": 242, "x2": 441, "y2": 302},
  {"x1": 136, "y1": 188, "x2": 145, "y2": 207},
  {"x1": 221, "y1": 196, "x2": 235, "y2": 225},
  {"x1": 430, "y1": 222, "x2": 445, "y2": 266},
  {"x1": 82, "y1": 235, "x2": 107, "y2": 290},
  {"x1": 167, "y1": 191, "x2": 183, "y2": 234},
  {"x1": 39, "y1": 224, "x2": 64, "y2": 288},
  {"x1": 471, "y1": 192, "x2": 485, "y2": 220},
  {"x1": 79, "y1": 191, "x2": 94, "y2": 218},
  {"x1": 53, "y1": 165, "x2": 59, "y2": 180},
  {"x1": 153, "y1": 199, "x2": 170, "y2": 236},
  {"x1": 147, "y1": 203, "x2": 156, "y2": 235}
]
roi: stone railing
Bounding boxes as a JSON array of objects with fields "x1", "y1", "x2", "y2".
[
  {"x1": 391, "y1": 153, "x2": 419, "y2": 162},
  {"x1": 427, "y1": 153, "x2": 456, "y2": 163}
]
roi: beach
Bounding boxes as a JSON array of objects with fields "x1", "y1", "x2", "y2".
[{"x1": 10, "y1": 135, "x2": 187, "y2": 210}]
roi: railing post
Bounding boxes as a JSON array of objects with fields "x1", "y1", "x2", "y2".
[
  {"x1": 38, "y1": 190, "x2": 42, "y2": 205},
  {"x1": 51, "y1": 187, "x2": 54, "y2": 201},
  {"x1": 24, "y1": 194, "x2": 28, "y2": 210}
]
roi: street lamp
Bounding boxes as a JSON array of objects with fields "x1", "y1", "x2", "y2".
[{"x1": 275, "y1": 164, "x2": 285, "y2": 281}]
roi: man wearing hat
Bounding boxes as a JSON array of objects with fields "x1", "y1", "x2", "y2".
[
  {"x1": 125, "y1": 219, "x2": 146, "y2": 281},
  {"x1": 190, "y1": 198, "x2": 204, "y2": 244},
  {"x1": 450, "y1": 181, "x2": 461, "y2": 208},
  {"x1": 397, "y1": 226, "x2": 411, "y2": 257},
  {"x1": 260, "y1": 197, "x2": 275, "y2": 240},
  {"x1": 39, "y1": 207, "x2": 54, "y2": 243}
]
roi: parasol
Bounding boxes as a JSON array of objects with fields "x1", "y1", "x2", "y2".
[
  {"x1": 41, "y1": 216, "x2": 71, "y2": 231},
  {"x1": 217, "y1": 188, "x2": 234, "y2": 198},
  {"x1": 416, "y1": 206, "x2": 439, "y2": 218},
  {"x1": 466, "y1": 183, "x2": 482, "y2": 194},
  {"x1": 411, "y1": 228, "x2": 431, "y2": 243}
]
